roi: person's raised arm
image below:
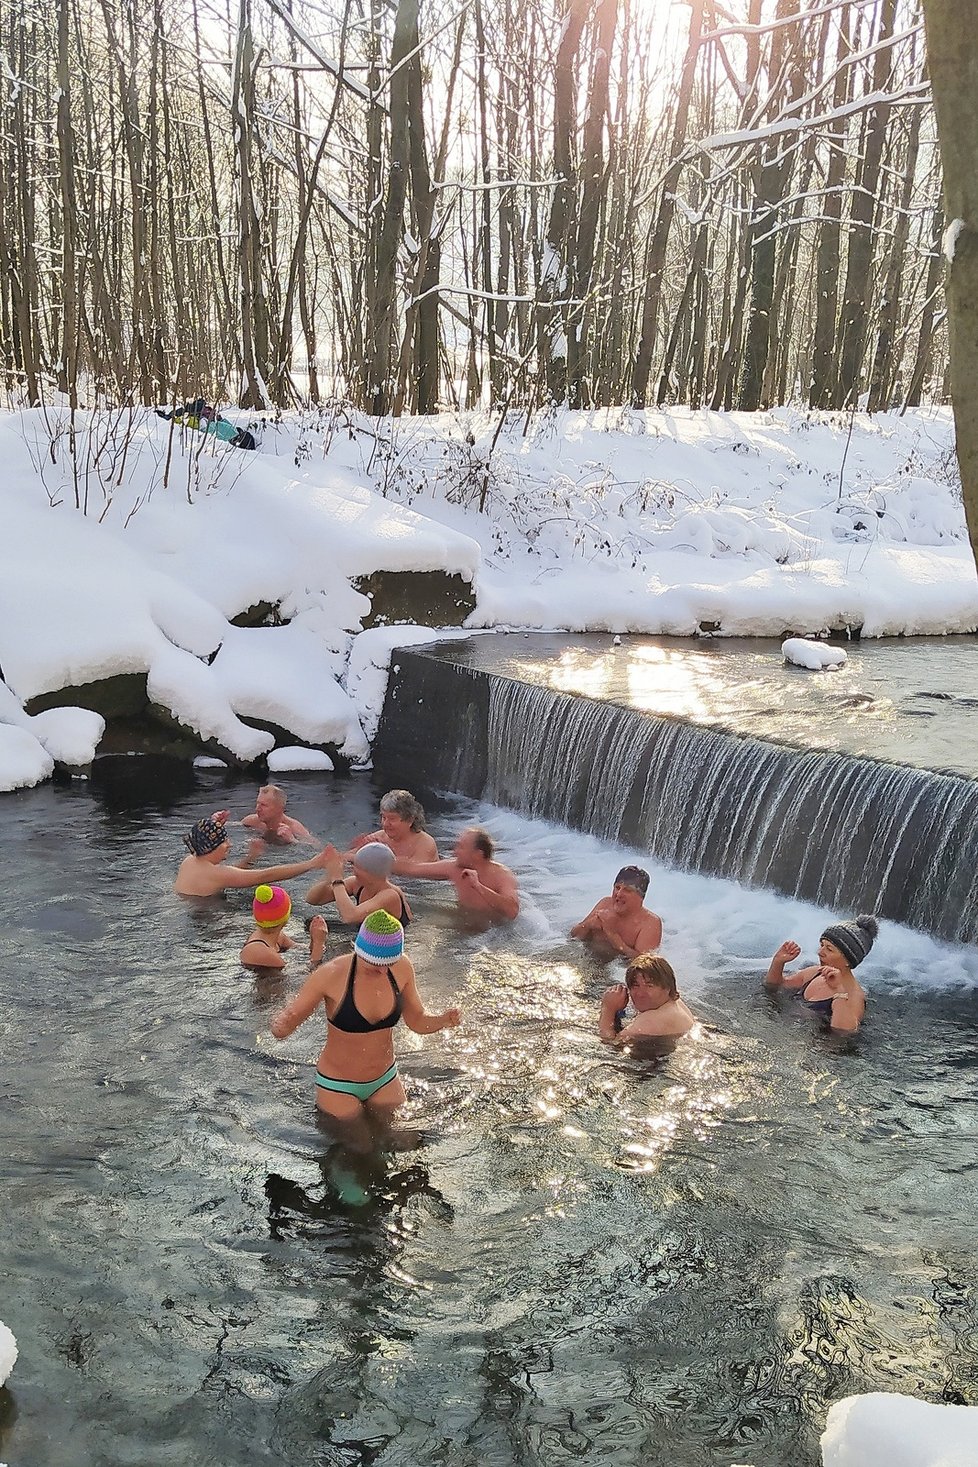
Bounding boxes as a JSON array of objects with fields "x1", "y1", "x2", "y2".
[
  {"x1": 220, "y1": 847, "x2": 330, "y2": 891},
  {"x1": 398, "y1": 968, "x2": 462, "y2": 1035},
  {"x1": 394, "y1": 857, "x2": 458, "y2": 881},
  {"x1": 598, "y1": 983, "x2": 629, "y2": 1043},
  {"x1": 270, "y1": 962, "x2": 333, "y2": 1039},
  {"x1": 284, "y1": 815, "x2": 317, "y2": 843},
  {"x1": 764, "y1": 940, "x2": 818, "y2": 990}
]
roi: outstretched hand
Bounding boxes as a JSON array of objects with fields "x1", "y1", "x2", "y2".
[
  {"x1": 211, "y1": 809, "x2": 231, "y2": 825},
  {"x1": 323, "y1": 843, "x2": 346, "y2": 881},
  {"x1": 602, "y1": 983, "x2": 628, "y2": 1010},
  {"x1": 441, "y1": 1007, "x2": 462, "y2": 1029},
  {"x1": 774, "y1": 939, "x2": 801, "y2": 964}
]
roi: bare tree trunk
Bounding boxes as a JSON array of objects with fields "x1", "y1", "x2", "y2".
[
  {"x1": 630, "y1": 0, "x2": 704, "y2": 407},
  {"x1": 835, "y1": 0, "x2": 898, "y2": 406},
  {"x1": 56, "y1": 0, "x2": 79, "y2": 407},
  {"x1": 922, "y1": 0, "x2": 978, "y2": 568}
]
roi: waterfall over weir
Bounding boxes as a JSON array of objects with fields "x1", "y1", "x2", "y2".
[{"x1": 377, "y1": 648, "x2": 978, "y2": 944}]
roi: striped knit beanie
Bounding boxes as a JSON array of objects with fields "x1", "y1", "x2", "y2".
[
  {"x1": 354, "y1": 909, "x2": 404, "y2": 966},
  {"x1": 253, "y1": 884, "x2": 291, "y2": 929}
]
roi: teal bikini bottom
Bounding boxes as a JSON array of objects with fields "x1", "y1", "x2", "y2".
[{"x1": 315, "y1": 1062, "x2": 399, "y2": 1103}]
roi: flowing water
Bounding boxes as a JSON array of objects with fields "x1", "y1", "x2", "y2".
[
  {"x1": 2, "y1": 766, "x2": 978, "y2": 1467},
  {"x1": 379, "y1": 638, "x2": 978, "y2": 943}
]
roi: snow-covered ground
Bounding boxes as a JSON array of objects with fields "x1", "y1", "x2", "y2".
[
  {"x1": 821, "y1": 1392, "x2": 978, "y2": 1467},
  {"x1": 0, "y1": 401, "x2": 973, "y2": 791}
]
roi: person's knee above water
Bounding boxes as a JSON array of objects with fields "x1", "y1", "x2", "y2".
[
  {"x1": 174, "y1": 813, "x2": 330, "y2": 896},
  {"x1": 306, "y1": 840, "x2": 413, "y2": 924},
  {"x1": 397, "y1": 826, "x2": 520, "y2": 922},
  {"x1": 571, "y1": 865, "x2": 662, "y2": 959},
  {"x1": 598, "y1": 952, "x2": 696, "y2": 1044},
  {"x1": 764, "y1": 913, "x2": 877, "y2": 1032},
  {"x1": 347, "y1": 789, "x2": 438, "y2": 864},
  {"x1": 240, "y1": 885, "x2": 328, "y2": 970},
  {"x1": 241, "y1": 784, "x2": 316, "y2": 845},
  {"x1": 270, "y1": 910, "x2": 461, "y2": 1119}
]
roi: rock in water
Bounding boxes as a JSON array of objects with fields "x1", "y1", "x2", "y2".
[{"x1": 782, "y1": 637, "x2": 848, "y2": 671}]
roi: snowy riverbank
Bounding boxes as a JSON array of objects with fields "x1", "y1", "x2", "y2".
[{"x1": 0, "y1": 401, "x2": 974, "y2": 791}]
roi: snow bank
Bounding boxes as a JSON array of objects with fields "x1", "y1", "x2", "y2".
[
  {"x1": 28, "y1": 707, "x2": 106, "y2": 765},
  {"x1": 147, "y1": 644, "x2": 275, "y2": 763},
  {"x1": 0, "y1": 725, "x2": 55, "y2": 791},
  {"x1": 782, "y1": 637, "x2": 848, "y2": 670},
  {"x1": 0, "y1": 403, "x2": 974, "y2": 795},
  {"x1": 821, "y1": 1392, "x2": 978, "y2": 1467},
  {"x1": 0, "y1": 1318, "x2": 17, "y2": 1385},
  {"x1": 211, "y1": 622, "x2": 367, "y2": 758},
  {"x1": 347, "y1": 625, "x2": 476, "y2": 741},
  {"x1": 267, "y1": 746, "x2": 334, "y2": 772}
]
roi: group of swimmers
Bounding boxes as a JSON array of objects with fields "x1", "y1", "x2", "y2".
[{"x1": 174, "y1": 783, "x2": 879, "y2": 1139}]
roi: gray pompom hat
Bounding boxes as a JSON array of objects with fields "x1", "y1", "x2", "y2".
[{"x1": 821, "y1": 914, "x2": 879, "y2": 968}]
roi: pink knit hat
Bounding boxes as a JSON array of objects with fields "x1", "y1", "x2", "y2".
[{"x1": 253, "y1": 884, "x2": 292, "y2": 929}]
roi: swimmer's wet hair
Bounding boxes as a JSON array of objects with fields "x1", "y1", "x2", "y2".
[
  {"x1": 380, "y1": 789, "x2": 426, "y2": 830},
  {"x1": 260, "y1": 783, "x2": 287, "y2": 807},
  {"x1": 468, "y1": 827, "x2": 494, "y2": 859},
  {"x1": 625, "y1": 953, "x2": 678, "y2": 999}
]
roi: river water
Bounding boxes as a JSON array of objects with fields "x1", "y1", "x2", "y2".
[
  {"x1": 421, "y1": 632, "x2": 978, "y2": 777},
  {"x1": 2, "y1": 766, "x2": 977, "y2": 1467}
]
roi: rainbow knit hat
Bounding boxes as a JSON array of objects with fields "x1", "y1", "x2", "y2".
[
  {"x1": 253, "y1": 884, "x2": 291, "y2": 929},
  {"x1": 354, "y1": 909, "x2": 404, "y2": 966}
]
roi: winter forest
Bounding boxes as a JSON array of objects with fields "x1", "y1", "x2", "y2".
[{"x1": 0, "y1": 0, "x2": 951, "y2": 417}]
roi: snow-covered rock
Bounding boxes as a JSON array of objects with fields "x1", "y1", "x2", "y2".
[
  {"x1": 28, "y1": 706, "x2": 105, "y2": 765},
  {"x1": 0, "y1": 724, "x2": 55, "y2": 791},
  {"x1": 147, "y1": 644, "x2": 275, "y2": 763},
  {"x1": 267, "y1": 746, "x2": 334, "y2": 772},
  {"x1": 782, "y1": 637, "x2": 848, "y2": 671},
  {"x1": 211, "y1": 622, "x2": 367, "y2": 758},
  {"x1": 821, "y1": 1392, "x2": 978, "y2": 1467},
  {"x1": 0, "y1": 1318, "x2": 17, "y2": 1385}
]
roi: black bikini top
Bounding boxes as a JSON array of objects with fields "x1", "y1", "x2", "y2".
[
  {"x1": 329, "y1": 954, "x2": 402, "y2": 1033},
  {"x1": 352, "y1": 886, "x2": 412, "y2": 928}
]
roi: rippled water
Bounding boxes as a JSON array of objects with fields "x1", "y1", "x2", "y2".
[
  {"x1": 2, "y1": 767, "x2": 977, "y2": 1467},
  {"x1": 419, "y1": 632, "x2": 978, "y2": 777}
]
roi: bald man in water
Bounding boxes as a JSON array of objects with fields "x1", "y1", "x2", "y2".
[
  {"x1": 241, "y1": 784, "x2": 316, "y2": 844},
  {"x1": 397, "y1": 826, "x2": 520, "y2": 923}
]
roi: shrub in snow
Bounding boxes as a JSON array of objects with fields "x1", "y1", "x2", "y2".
[
  {"x1": 0, "y1": 1318, "x2": 17, "y2": 1385},
  {"x1": 820, "y1": 1392, "x2": 978, "y2": 1467},
  {"x1": 782, "y1": 638, "x2": 848, "y2": 671}
]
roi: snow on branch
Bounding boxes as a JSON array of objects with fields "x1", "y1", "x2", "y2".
[
  {"x1": 688, "y1": 81, "x2": 931, "y2": 158},
  {"x1": 701, "y1": 0, "x2": 876, "y2": 44}
]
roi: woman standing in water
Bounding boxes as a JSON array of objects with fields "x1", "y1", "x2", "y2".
[
  {"x1": 270, "y1": 910, "x2": 460, "y2": 1130},
  {"x1": 764, "y1": 913, "x2": 877, "y2": 1032}
]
